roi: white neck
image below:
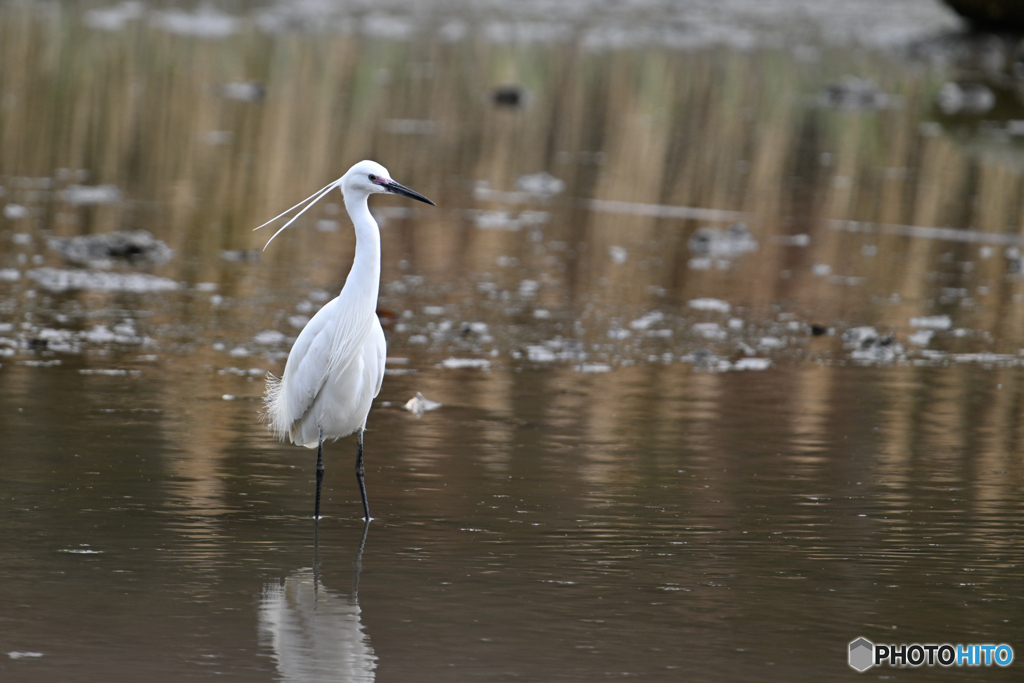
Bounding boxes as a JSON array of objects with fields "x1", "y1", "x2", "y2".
[{"x1": 340, "y1": 191, "x2": 381, "y2": 317}]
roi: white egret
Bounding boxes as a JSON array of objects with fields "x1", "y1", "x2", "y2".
[{"x1": 255, "y1": 160, "x2": 435, "y2": 520}]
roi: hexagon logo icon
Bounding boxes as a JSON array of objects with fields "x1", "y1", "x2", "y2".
[{"x1": 849, "y1": 637, "x2": 874, "y2": 672}]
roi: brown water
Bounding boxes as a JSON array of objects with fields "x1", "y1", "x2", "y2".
[{"x1": 2, "y1": 1, "x2": 1024, "y2": 681}]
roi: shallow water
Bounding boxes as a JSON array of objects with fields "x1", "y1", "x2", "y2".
[{"x1": 2, "y1": 1, "x2": 1024, "y2": 681}]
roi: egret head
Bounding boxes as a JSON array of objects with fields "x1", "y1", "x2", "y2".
[
  {"x1": 255, "y1": 159, "x2": 435, "y2": 250},
  {"x1": 343, "y1": 160, "x2": 436, "y2": 205}
]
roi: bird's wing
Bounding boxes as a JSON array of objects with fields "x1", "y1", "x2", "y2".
[
  {"x1": 322, "y1": 299, "x2": 377, "y2": 388},
  {"x1": 274, "y1": 299, "x2": 345, "y2": 433},
  {"x1": 371, "y1": 317, "x2": 386, "y2": 398},
  {"x1": 268, "y1": 294, "x2": 382, "y2": 443}
]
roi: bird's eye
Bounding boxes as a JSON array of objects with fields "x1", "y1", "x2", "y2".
[{"x1": 368, "y1": 174, "x2": 377, "y2": 182}]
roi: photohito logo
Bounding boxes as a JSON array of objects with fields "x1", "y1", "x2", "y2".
[{"x1": 849, "y1": 637, "x2": 1013, "y2": 671}]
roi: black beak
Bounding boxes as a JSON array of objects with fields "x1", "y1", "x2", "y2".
[{"x1": 385, "y1": 180, "x2": 436, "y2": 206}]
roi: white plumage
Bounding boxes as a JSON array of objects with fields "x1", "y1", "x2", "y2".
[{"x1": 256, "y1": 160, "x2": 435, "y2": 520}]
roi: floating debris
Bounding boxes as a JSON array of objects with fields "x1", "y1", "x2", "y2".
[
  {"x1": 691, "y1": 322, "x2": 727, "y2": 340},
  {"x1": 470, "y1": 209, "x2": 548, "y2": 231},
  {"x1": 218, "y1": 81, "x2": 265, "y2": 102},
  {"x1": 220, "y1": 249, "x2": 261, "y2": 262},
  {"x1": 688, "y1": 222, "x2": 758, "y2": 260},
  {"x1": 629, "y1": 311, "x2": 665, "y2": 330},
  {"x1": 27, "y1": 268, "x2": 179, "y2": 293},
  {"x1": 843, "y1": 326, "x2": 883, "y2": 347},
  {"x1": 575, "y1": 362, "x2": 612, "y2": 373},
  {"x1": 218, "y1": 367, "x2": 266, "y2": 376},
  {"x1": 439, "y1": 358, "x2": 491, "y2": 369},
  {"x1": 518, "y1": 280, "x2": 540, "y2": 298},
  {"x1": 460, "y1": 321, "x2": 493, "y2": 342},
  {"x1": 403, "y1": 391, "x2": 442, "y2": 417},
  {"x1": 679, "y1": 351, "x2": 767, "y2": 372},
  {"x1": 843, "y1": 326, "x2": 903, "y2": 363},
  {"x1": 774, "y1": 234, "x2": 811, "y2": 247},
  {"x1": 951, "y1": 352, "x2": 1022, "y2": 365},
  {"x1": 7, "y1": 652, "x2": 43, "y2": 659},
  {"x1": 936, "y1": 81, "x2": 995, "y2": 115},
  {"x1": 586, "y1": 199, "x2": 745, "y2": 223},
  {"x1": 150, "y1": 7, "x2": 239, "y2": 38},
  {"x1": 78, "y1": 369, "x2": 139, "y2": 376},
  {"x1": 83, "y1": 1, "x2": 144, "y2": 31},
  {"x1": 253, "y1": 330, "x2": 287, "y2": 345},
  {"x1": 908, "y1": 329, "x2": 935, "y2": 346},
  {"x1": 47, "y1": 230, "x2": 172, "y2": 268},
  {"x1": 829, "y1": 218, "x2": 1024, "y2": 246},
  {"x1": 910, "y1": 315, "x2": 952, "y2": 330},
  {"x1": 688, "y1": 298, "x2": 731, "y2": 314},
  {"x1": 818, "y1": 77, "x2": 891, "y2": 110},
  {"x1": 81, "y1": 323, "x2": 146, "y2": 346},
  {"x1": 732, "y1": 357, "x2": 772, "y2": 371},
  {"x1": 3, "y1": 203, "x2": 28, "y2": 219},
  {"x1": 59, "y1": 184, "x2": 122, "y2": 206},
  {"x1": 524, "y1": 341, "x2": 583, "y2": 362},
  {"x1": 515, "y1": 172, "x2": 565, "y2": 197}
]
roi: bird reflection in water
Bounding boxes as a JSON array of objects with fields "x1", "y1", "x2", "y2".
[{"x1": 259, "y1": 523, "x2": 375, "y2": 682}]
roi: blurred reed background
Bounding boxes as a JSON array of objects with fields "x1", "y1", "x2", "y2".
[{"x1": 3, "y1": 3, "x2": 1024, "y2": 329}]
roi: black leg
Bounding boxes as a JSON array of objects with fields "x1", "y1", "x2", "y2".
[
  {"x1": 314, "y1": 427, "x2": 325, "y2": 520},
  {"x1": 355, "y1": 428, "x2": 370, "y2": 521}
]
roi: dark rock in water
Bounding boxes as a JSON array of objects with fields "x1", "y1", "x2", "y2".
[
  {"x1": 942, "y1": 1, "x2": 1024, "y2": 31},
  {"x1": 493, "y1": 85, "x2": 526, "y2": 107},
  {"x1": 683, "y1": 348, "x2": 717, "y2": 369},
  {"x1": 47, "y1": 230, "x2": 173, "y2": 268},
  {"x1": 842, "y1": 326, "x2": 880, "y2": 348},
  {"x1": 842, "y1": 325, "x2": 904, "y2": 363}
]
